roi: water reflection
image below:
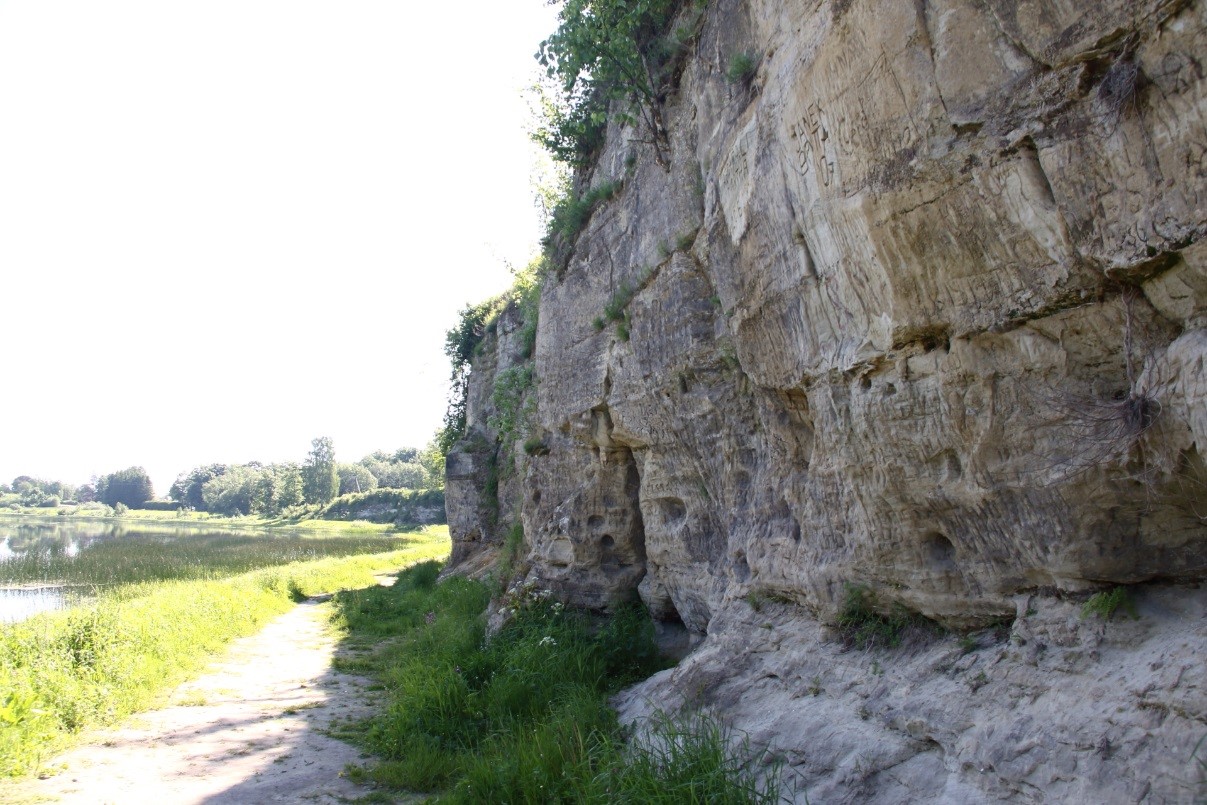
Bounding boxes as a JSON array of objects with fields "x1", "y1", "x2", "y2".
[
  {"x1": 0, "y1": 520, "x2": 183, "y2": 623},
  {"x1": 0, "y1": 518, "x2": 380, "y2": 624},
  {"x1": 0, "y1": 586, "x2": 69, "y2": 623},
  {"x1": 0, "y1": 523, "x2": 87, "y2": 621}
]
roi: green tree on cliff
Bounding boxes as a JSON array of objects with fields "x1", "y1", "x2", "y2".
[{"x1": 535, "y1": 0, "x2": 680, "y2": 166}]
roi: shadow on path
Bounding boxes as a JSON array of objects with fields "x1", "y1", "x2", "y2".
[{"x1": 7, "y1": 598, "x2": 384, "y2": 804}]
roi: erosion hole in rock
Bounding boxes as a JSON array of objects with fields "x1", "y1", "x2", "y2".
[
  {"x1": 591, "y1": 445, "x2": 648, "y2": 591},
  {"x1": 659, "y1": 598, "x2": 684, "y2": 625},
  {"x1": 657, "y1": 497, "x2": 687, "y2": 525},
  {"x1": 651, "y1": 598, "x2": 695, "y2": 661},
  {"x1": 733, "y1": 550, "x2": 751, "y2": 583},
  {"x1": 532, "y1": 490, "x2": 541, "y2": 505},
  {"x1": 940, "y1": 450, "x2": 963, "y2": 482},
  {"x1": 922, "y1": 531, "x2": 956, "y2": 568}
]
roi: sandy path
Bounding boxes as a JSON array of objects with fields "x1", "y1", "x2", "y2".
[{"x1": 5, "y1": 597, "x2": 389, "y2": 804}]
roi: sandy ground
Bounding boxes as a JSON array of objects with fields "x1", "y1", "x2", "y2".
[{"x1": 4, "y1": 596, "x2": 392, "y2": 804}]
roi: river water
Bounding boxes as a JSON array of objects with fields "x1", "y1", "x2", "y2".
[
  {"x1": 0, "y1": 517, "x2": 398, "y2": 624},
  {"x1": 0, "y1": 519, "x2": 110, "y2": 622}
]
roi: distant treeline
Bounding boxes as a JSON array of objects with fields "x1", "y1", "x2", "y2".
[
  {"x1": 1, "y1": 468, "x2": 149, "y2": 510},
  {"x1": 167, "y1": 443, "x2": 444, "y2": 517},
  {"x1": 2, "y1": 439, "x2": 447, "y2": 518}
]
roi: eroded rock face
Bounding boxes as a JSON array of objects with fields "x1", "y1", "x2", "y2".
[
  {"x1": 448, "y1": 0, "x2": 1206, "y2": 799},
  {"x1": 515, "y1": 0, "x2": 1207, "y2": 623}
]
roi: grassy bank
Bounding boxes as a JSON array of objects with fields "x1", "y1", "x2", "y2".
[
  {"x1": 330, "y1": 565, "x2": 781, "y2": 803},
  {"x1": 0, "y1": 528, "x2": 450, "y2": 777}
]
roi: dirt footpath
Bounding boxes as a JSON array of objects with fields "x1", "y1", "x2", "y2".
[{"x1": 7, "y1": 598, "x2": 386, "y2": 804}]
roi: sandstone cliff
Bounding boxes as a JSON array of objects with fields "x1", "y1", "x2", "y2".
[{"x1": 448, "y1": 0, "x2": 1207, "y2": 800}]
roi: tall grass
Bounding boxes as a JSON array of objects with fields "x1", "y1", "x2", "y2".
[
  {"x1": 333, "y1": 567, "x2": 781, "y2": 803},
  {"x1": 0, "y1": 529, "x2": 450, "y2": 777},
  {"x1": 0, "y1": 527, "x2": 442, "y2": 589}
]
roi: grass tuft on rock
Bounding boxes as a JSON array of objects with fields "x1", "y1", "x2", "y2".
[{"x1": 837, "y1": 583, "x2": 940, "y2": 650}]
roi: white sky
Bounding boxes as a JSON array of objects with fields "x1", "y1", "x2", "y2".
[{"x1": 0, "y1": 0, "x2": 560, "y2": 495}]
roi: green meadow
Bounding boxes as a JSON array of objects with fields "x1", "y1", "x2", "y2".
[{"x1": 0, "y1": 518, "x2": 450, "y2": 776}]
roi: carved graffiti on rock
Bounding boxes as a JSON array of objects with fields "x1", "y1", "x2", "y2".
[{"x1": 789, "y1": 100, "x2": 836, "y2": 186}]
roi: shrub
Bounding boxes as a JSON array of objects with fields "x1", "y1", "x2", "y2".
[
  {"x1": 488, "y1": 365, "x2": 536, "y2": 453},
  {"x1": 522, "y1": 437, "x2": 549, "y2": 457},
  {"x1": 547, "y1": 179, "x2": 622, "y2": 245},
  {"x1": 511, "y1": 256, "x2": 544, "y2": 361},
  {"x1": 726, "y1": 51, "x2": 757, "y2": 84},
  {"x1": 439, "y1": 258, "x2": 544, "y2": 459},
  {"x1": 440, "y1": 297, "x2": 507, "y2": 454},
  {"x1": 1081, "y1": 586, "x2": 1139, "y2": 621},
  {"x1": 604, "y1": 279, "x2": 638, "y2": 322},
  {"x1": 837, "y1": 583, "x2": 936, "y2": 649}
]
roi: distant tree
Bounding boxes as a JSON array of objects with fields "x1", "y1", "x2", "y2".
[
  {"x1": 389, "y1": 462, "x2": 428, "y2": 489},
  {"x1": 337, "y1": 463, "x2": 378, "y2": 496},
  {"x1": 19, "y1": 487, "x2": 48, "y2": 507},
  {"x1": 97, "y1": 467, "x2": 154, "y2": 508},
  {"x1": 418, "y1": 439, "x2": 446, "y2": 490},
  {"x1": 357, "y1": 448, "x2": 430, "y2": 489},
  {"x1": 302, "y1": 437, "x2": 339, "y2": 505},
  {"x1": 169, "y1": 464, "x2": 228, "y2": 511},
  {"x1": 274, "y1": 464, "x2": 304, "y2": 511},
  {"x1": 201, "y1": 466, "x2": 255, "y2": 515},
  {"x1": 200, "y1": 463, "x2": 303, "y2": 516},
  {"x1": 76, "y1": 484, "x2": 97, "y2": 503},
  {"x1": 392, "y1": 447, "x2": 420, "y2": 464},
  {"x1": 5, "y1": 476, "x2": 76, "y2": 503},
  {"x1": 248, "y1": 471, "x2": 275, "y2": 515}
]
